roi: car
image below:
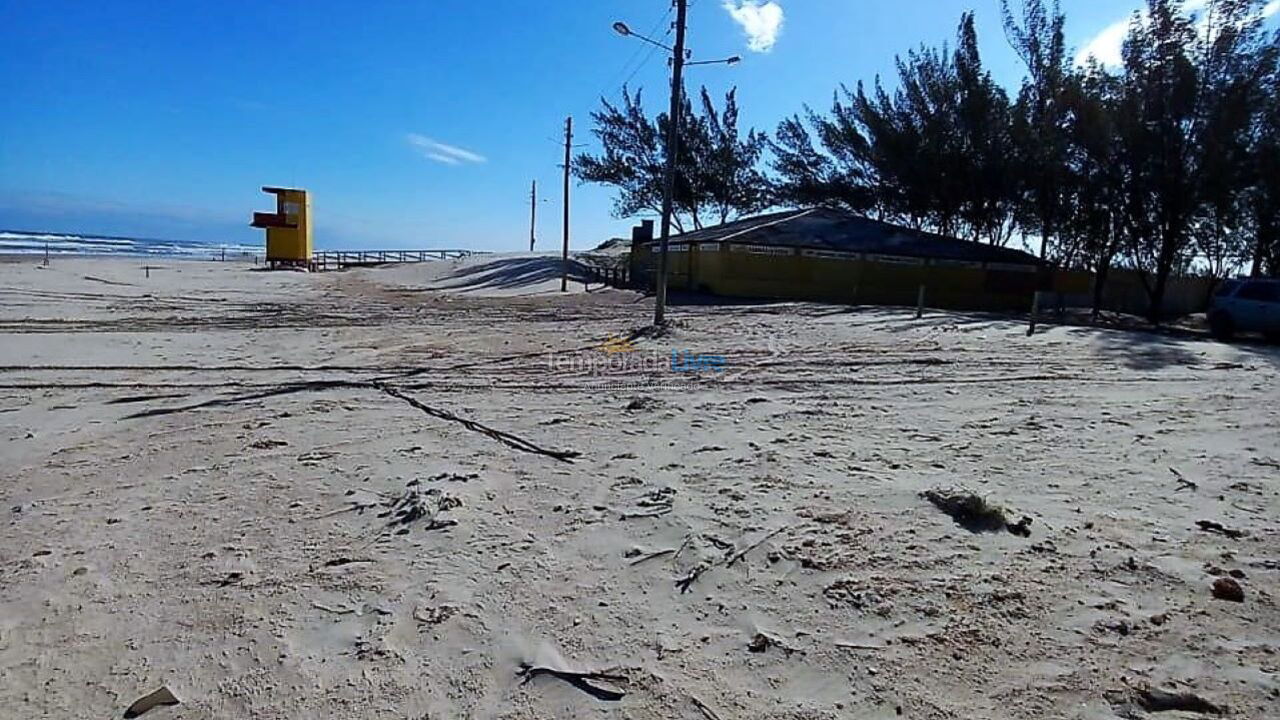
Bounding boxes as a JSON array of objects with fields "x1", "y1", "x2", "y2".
[{"x1": 1208, "y1": 278, "x2": 1280, "y2": 341}]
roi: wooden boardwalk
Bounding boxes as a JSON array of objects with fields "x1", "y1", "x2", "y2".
[{"x1": 309, "y1": 249, "x2": 482, "y2": 271}]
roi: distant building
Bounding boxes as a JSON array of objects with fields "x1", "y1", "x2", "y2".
[{"x1": 628, "y1": 208, "x2": 1060, "y2": 311}]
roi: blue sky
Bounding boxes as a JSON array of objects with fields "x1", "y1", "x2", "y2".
[{"x1": 1, "y1": 1, "x2": 1275, "y2": 250}]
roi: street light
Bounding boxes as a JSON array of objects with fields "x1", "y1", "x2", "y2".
[
  {"x1": 687, "y1": 56, "x2": 741, "y2": 67},
  {"x1": 613, "y1": 20, "x2": 674, "y2": 52},
  {"x1": 612, "y1": 1, "x2": 739, "y2": 327}
]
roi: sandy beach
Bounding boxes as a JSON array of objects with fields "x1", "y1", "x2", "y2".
[{"x1": 2, "y1": 255, "x2": 1278, "y2": 719}]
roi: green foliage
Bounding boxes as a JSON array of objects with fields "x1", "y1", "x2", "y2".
[
  {"x1": 1002, "y1": 0, "x2": 1070, "y2": 258},
  {"x1": 772, "y1": 14, "x2": 1016, "y2": 245},
  {"x1": 574, "y1": 86, "x2": 770, "y2": 232},
  {"x1": 579, "y1": 0, "x2": 1280, "y2": 318}
]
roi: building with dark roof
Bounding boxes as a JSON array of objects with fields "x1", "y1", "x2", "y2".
[
  {"x1": 627, "y1": 208, "x2": 1063, "y2": 311},
  {"x1": 650, "y1": 208, "x2": 1042, "y2": 265}
]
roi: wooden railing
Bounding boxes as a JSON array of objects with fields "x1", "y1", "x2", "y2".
[
  {"x1": 310, "y1": 249, "x2": 483, "y2": 271},
  {"x1": 578, "y1": 255, "x2": 634, "y2": 289}
]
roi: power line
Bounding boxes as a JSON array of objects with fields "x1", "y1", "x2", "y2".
[
  {"x1": 622, "y1": 38, "x2": 665, "y2": 90},
  {"x1": 598, "y1": 5, "x2": 674, "y2": 100}
]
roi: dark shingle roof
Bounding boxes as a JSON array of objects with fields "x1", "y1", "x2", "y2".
[{"x1": 645, "y1": 208, "x2": 1042, "y2": 265}]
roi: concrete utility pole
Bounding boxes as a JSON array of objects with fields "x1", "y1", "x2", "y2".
[
  {"x1": 653, "y1": 0, "x2": 689, "y2": 326},
  {"x1": 529, "y1": 180, "x2": 537, "y2": 252},
  {"x1": 561, "y1": 116, "x2": 572, "y2": 293}
]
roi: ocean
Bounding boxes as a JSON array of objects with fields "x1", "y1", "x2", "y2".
[{"x1": 0, "y1": 230, "x2": 261, "y2": 260}]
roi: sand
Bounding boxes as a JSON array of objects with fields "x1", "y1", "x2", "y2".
[{"x1": 1, "y1": 256, "x2": 1278, "y2": 719}]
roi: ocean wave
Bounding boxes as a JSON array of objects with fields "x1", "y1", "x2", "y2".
[{"x1": 0, "y1": 231, "x2": 260, "y2": 258}]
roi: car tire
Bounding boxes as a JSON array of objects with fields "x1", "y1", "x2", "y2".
[{"x1": 1209, "y1": 312, "x2": 1235, "y2": 341}]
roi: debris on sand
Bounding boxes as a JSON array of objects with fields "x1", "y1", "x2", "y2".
[
  {"x1": 675, "y1": 561, "x2": 713, "y2": 593},
  {"x1": 339, "y1": 481, "x2": 464, "y2": 550},
  {"x1": 1136, "y1": 688, "x2": 1225, "y2": 714},
  {"x1": 321, "y1": 557, "x2": 373, "y2": 568},
  {"x1": 377, "y1": 485, "x2": 462, "y2": 535},
  {"x1": 619, "y1": 486, "x2": 676, "y2": 520},
  {"x1": 747, "y1": 631, "x2": 798, "y2": 656},
  {"x1": 123, "y1": 686, "x2": 180, "y2": 718},
  {"x1": 725, "y1": 526, "x2": 790, "y2": 567},
  {"x1": 296, "y1": 450, "x2": 336, "y2": 466},
  {"x1": 1196, "y1": 520, "x2": 1246, "y2": 540},
  {"x1": 625, "y1": 396, "x2": 662, "y2": 412},
  {"x1": 690, "y1": 695, "x2": 724, "y2": 720},
  {"x1": 375, "y1": 384, "x2": 581, "y2": 462},
  {"x1": 516, "y1": 662, "x2": 629, "y2": 702},
  {"x1": 412, "y1": 604, "x2": 458, "y2": 626},
  {"x1": 747, "y1": 632, "x2": 772, "y2": 653},
  {"x1": 1211, "y1": 577, "x2": 1244, "y2": 602},
  {"x1": 312, "y1": 600, "x2": 391, "y2": 617},
  {"x1": 1006, "y1": 516, "x2": 1033, "y2": 537},
  {"x1": 673, "y1": 527, "x2": 791, "y2": 593},
  {"x1": 420, "y1": 471, "x2": 478, "y2": 484},
  {"x1": 920, "y1": 487, "x2": 1031, "y2": 536},
  {"x1": 1106, "y1": 684, "x2": 1225, "y2": 716},
  {"x1": 217, "y1": 571, "x2": 244, "y2": 587},
  {"x1": 1169, "y1": 466, "x2": 1197, "y2": 492},
  {"x1": 627, "y1": 547, "x2": 676, "y2": 566}
]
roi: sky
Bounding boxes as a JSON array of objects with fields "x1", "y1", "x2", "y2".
[{"x1": 1, "y1": 1, "x2": 1277, "y2": 250}]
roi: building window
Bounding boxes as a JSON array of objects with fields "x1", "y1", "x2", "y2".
[
  {"x1": 731, "y1": 244, "x2": 793, "y2": 256},
  {"x1": 865, "y1": 254, "x2": 925, "y2": 266},
  {"x1": 801, "y1": 249, "x2": 859, "y2": 260}
]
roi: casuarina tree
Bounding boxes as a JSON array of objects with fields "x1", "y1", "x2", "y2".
[{"x1": 575, "y1": 86, "x2": 770, "y2": 233}]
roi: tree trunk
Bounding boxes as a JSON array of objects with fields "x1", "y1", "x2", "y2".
[
  {"x1": 1251, "y1": 218, "x2": 1276, "y2": 277},
  {"x1": 1038, "y1": 191, "x2": 1053, "y2": 260},
  {"x1": 1091, "y1": 257, "x2": 1112, "y2": 320},
  {"x1": 1147, "y1": 250, "x2": 1175, "y2": 325}
]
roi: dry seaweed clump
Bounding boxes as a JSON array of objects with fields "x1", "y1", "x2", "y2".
[{"x1": 920, "y1": 487, "x2": 1031, "y2": 536}]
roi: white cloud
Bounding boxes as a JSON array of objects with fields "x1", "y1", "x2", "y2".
[
  {"x1": 1077, "y1": 0, "x2": 1280, "y2": 68},
  {"x1": 723, "y1": 1, "x2": 784, "y2": 53},
  {"x1": 406, "y1": 133, "x2": 486, "y2": 165},
  {"x1": 1075, "y1": 14, "x2": 1133, "y2": 67}
]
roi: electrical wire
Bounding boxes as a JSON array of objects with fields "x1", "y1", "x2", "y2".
[{"x1": 598, "y1": 4, "x2": 674, "y2": 100}]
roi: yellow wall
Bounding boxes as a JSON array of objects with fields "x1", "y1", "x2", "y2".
[
  {"x1": 264, "y1": 189, "x2": 312, "y2": 262},
  {"x1": 632, "y1": 242, "x2": 1047, "y2": 312}
]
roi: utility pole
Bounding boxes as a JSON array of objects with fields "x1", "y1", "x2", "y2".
[
  {"x1": 561, "y1": 116, "x2": 572, "y2": 293},
  {"x1": 529, "y1": 180, "x2": 537, "y2": 252},
  {"x1": 653, "y1": 0, "x2": 688, "y2": 326}
]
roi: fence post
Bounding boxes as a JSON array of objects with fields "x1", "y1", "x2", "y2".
[
  {"x1": 916, "y1": 284, "x2": 926, "y2": 319},
  {"x1": 1027, "y1": 291, "x2": 1041, "y2": 336}
]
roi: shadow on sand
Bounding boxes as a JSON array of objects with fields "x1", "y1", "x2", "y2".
[
  {"x1": 411, "y1": 256, "x2": 599, "y2": 295},
  {"x1": 661, "y1": 288, "x2": 1280, "y2": 371},
  {"x1": 1065, "y1": 323, "x2": 1280, "y2": 371}
]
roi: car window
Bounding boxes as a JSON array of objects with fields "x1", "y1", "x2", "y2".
[
  {"x1": 1236, "y1": 282, "x2": 1280, "y2": 302},
  {"x1": 1215, "y1": 280, "x2": 1240, "y2": 297}
]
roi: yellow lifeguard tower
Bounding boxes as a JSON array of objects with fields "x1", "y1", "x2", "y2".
[{"x1": 251, "y1": 187, "x2": 312, "y2": 269}]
